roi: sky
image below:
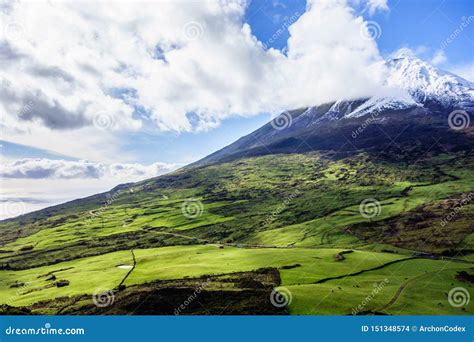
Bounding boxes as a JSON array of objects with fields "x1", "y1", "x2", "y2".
[{"x1": 0, "y1": 0, "x2": 473, "y2": 218}]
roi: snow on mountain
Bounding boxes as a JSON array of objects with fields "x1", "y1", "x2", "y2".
[
  {"x1": 345, "y1": 91, "x2": 417, "y2": 119},
  {"x1": 191, "y1": 57, "x2": 474, "y2": 168},
  {"x1": 385, "y1": 55, "x2": 474, "y2": 104},
  {"x1": 328, "y1": 55, "x2": 473, "y2": 119}
]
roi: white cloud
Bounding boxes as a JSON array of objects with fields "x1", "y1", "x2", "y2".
[
  {"x1": 1, "y1": 0, "x2": 396, "y2": 219},
  {"x1": 392, "y1": 46, "x2": 451, "y2": 68},
  {"x1": 390, "y1": 46, "x2": 427, "y2": 59},
  {"x1": 108, "y1": 161, "x2": 180, "y2": 180},
  {"x1": 392, "y1": 46, "x2": 473, "y2": 82},
  {"x1": 0, "y1": 158, "x2": 180, "y2": 181},
  {"x1": 430, "y1": 50, "x2": 448, "y2": 66},
  {"x1": 349, "y1": 0, "x2": 389, "y2": 15},
  {"x1": 0, "y1": 157, "x2": 182, "y2": 218},
  {"x1": 279, "y1": 0, "x2": 387, "y2": 109},
  {"x1": 1, "y1": 0, "x2": 388, "y2": 140},
  {"x1": 0, "y1": 125, "x2": 127, "y2": 163},
  {"x1": 366, "y1": 0, "x2": 389, "y2": 15},
  {"x1": 0, "y1": 177, "x2": 114, "y2": 219},
  {"x1": 449, "y1": 62, "x2": 474, "y2": 82}
]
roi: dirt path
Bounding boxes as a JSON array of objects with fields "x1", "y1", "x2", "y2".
[{"x1": 374, "y1": 272, "x2": 431, "y2": 312}]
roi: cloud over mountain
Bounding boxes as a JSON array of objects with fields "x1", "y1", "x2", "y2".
[{"x1": 1, "y1": 0, "x2": 389, "y2": 135}]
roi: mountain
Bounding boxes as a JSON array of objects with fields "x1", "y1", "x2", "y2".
[
  {"x1": 385, "y1": 55, "x2": 474, "y2": 106},
  {"x1": 0, "y1": 57, "x2": 473, "y2": 316},
  {"x1": 192, "y1": 55, "x2": 473, "y2": 168}
]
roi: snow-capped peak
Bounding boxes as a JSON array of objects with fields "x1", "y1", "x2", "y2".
[
  {"x1": 344, "y1": 55, "x2": 473, "y2": 119},
  {"x1": 279, "y1": 56, "x2": 474, "y2": 124},
  {"x1": 385, "y1": 55, "x2": 474, "y2": 104}
]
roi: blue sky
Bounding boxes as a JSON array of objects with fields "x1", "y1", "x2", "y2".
[
  {"x1": 3, "y1": 0, "x2": 472, "y2": 165},
  {"x1": 245, "y1": 0, "x2": 474, "y2": 65},
  {"x1": 117, "y1": 0, "x2": 474, "y2": 165},
  {"x1": 0, "y1": 0, "x2": 473, "y2": 218},
  {"x1": 374, "y1": 0, "x2": 473, "y2": 64}
]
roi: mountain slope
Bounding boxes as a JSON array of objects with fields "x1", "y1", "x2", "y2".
[
  {"x1": 191, "y1": 56, "x2": 473, "y2": 168},
  {"x1": 386, "y1": 55, "x2": 474, "y2": 105},
  {"x1": 0, "y1": 57, "x2": 473, "y2": 315}
]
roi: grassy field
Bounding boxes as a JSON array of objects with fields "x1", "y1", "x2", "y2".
[
  {"x1": 0, "y1": 151, "x2": 472, "y2": 315},
  {"x1": 285, "y1": 258, "x2": 473, "y2": 315},
  {"x1": 247, "y1": 166, "x2": 474, "y2": 249},
  {"x1": 0, "y1": 245, "x2": 403, "y2": 306},
  {"x1": 1, "y1": 245, "x2": 471, "y2": 315}
]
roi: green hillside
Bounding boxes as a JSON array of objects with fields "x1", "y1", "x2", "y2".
[{"x1": 0, "y1": 149, "x2": 472, "y2": 315}]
